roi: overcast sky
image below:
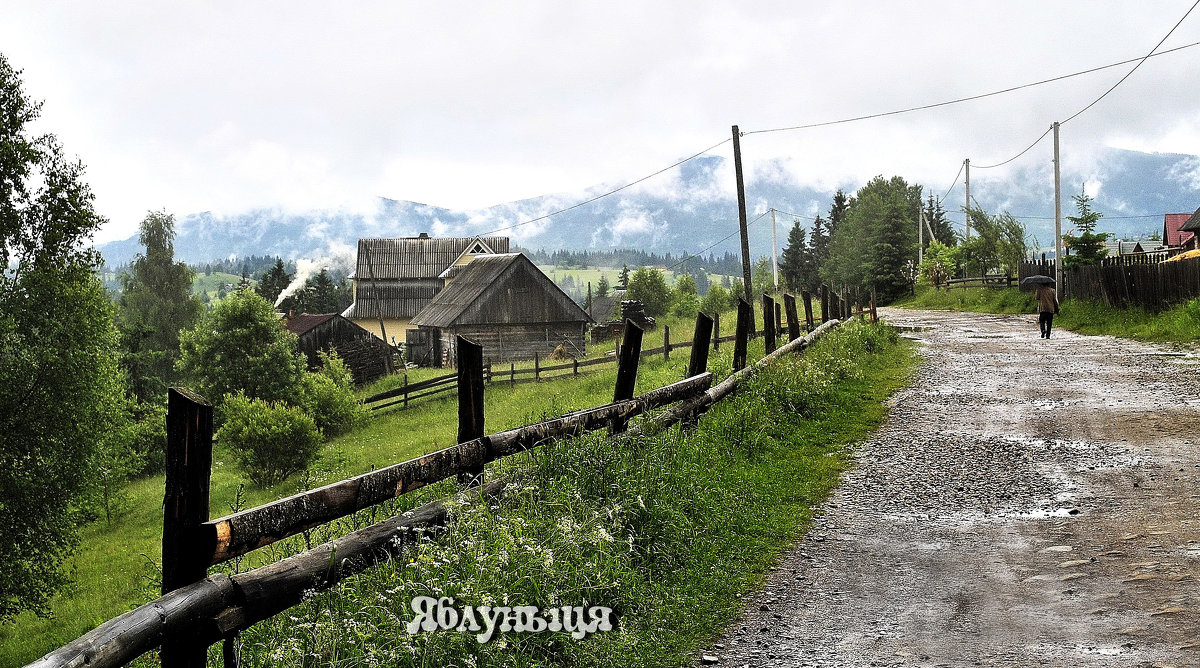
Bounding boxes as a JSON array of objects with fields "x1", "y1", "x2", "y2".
[{"x1": 4, "y1": 1, "x2": 1200, "y2": 244}]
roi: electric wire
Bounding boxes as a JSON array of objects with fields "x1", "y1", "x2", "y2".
[
  {"x1": 740, "y1": 39, "x2": 1200, "y2": 137},
  {"x1": 665, "y1": 210, "x2": 772, "y2": 273},
  {"x1": 942, "y1": 162, "x2": 965, "y2": 200},
  {"x1": 480, "y1": 137, "x2": 731, "y2": 236}
]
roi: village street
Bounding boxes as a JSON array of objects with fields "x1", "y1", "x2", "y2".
[{"x1": 704, "y1": 308, "x2": 1200, "y2": 667}]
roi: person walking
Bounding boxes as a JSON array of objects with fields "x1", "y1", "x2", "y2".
[{"x1": 1036, "y1": 284, "x2": 1059, "y2": 339}]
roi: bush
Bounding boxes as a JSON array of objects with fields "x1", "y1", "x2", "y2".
[
  {"x1": 294, "y1": 352, "x2": 366, "y2": 439},
  {"x1": 126, "y1": 401, "x2": 167, "y2": 475},
  {"x1": 217, "y1": 392, "x2": 322, "y2": 487}
]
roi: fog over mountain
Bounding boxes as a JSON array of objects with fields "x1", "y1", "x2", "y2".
[{"x1": 97, "y1": 148, "x2": 1200, "y2": 267}]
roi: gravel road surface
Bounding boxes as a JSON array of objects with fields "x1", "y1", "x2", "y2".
[{"x1": 701, "y1": 309, "x2": 1200, "y2": 668}]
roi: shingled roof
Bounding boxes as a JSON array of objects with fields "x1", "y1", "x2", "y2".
[
  {"x1": 1167, "y1": 211, "x2": 1197, "y2": 246},
  {"x1": 411, "y1": 254, "x2": 591, "y2": 328},
  {"x1": 352, "y1": 235, "x2": 509, "y2": 280}
]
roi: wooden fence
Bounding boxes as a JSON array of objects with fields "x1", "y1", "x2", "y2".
[
  {"x1": 360, "y1": 287, "x2": 859, "y2": 414},
  {"x1": 1020, "y1": 255, "x2": 1200, "y2": 312},
  {"x1": 31, "y1": 295, "x2": 855, "y2": 668}
]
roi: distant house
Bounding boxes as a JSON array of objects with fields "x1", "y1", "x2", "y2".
[
  {"x1": 586, "y1": 288, "x2": 626, "y2": 323},
  {"x1": 1180, "y1": 208, "x2": 1200, "y2": 251},
  {"x1": 283, "y1": 313, "x2": 394, "y2": 384},
  {"x1": 341, "y1": 234, "x2": 510, "y2": 344},
  {"x1": 1103, "y1": 240, "x2": 1144, "y2": 257},
  {"x1": 407, "y1": 253, "x2": 592, "y2": 367},
  {"x1": 1164, "y1": 211, "x2": 1196, "y2": 249}
]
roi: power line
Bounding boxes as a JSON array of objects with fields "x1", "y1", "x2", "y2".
[
  {"x1": 740, "y1": 39, "x2": 1200, "y2": 137},
  {"x1": 1063, "y1": 0, "x2": 1200, "y2": 126},
  {"x1": 942, "y1": 162, "x2": 965, "y2": 200},
  {"x1": 481, "y1": 137, "x2": 731, "y2": 236},
  {"x1": 666, "y1": 210, "x2": 772, "y2": 272},
  {"x1": 972, "y1": 125, "x2": 1055, "y2": 169}
]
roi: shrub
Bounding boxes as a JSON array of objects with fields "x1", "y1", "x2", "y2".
[
  {"x1": 294, "y1": 352, "x2": 366, "y2": 439},
  {"x1": 217, "y1": 392, "x2": 322, "y2": 486}
]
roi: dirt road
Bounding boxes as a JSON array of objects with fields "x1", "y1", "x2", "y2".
[{"x1": 703, "y1": 309, "x2": 1200, "y2": 667}]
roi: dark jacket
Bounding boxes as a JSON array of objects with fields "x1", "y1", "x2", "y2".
[{"x1": 1036, "y1": 286, "x2": 1059, "y2": 314}]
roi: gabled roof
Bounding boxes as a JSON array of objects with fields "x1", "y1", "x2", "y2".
[
  {"x1": 284, "y1": 313, "x2": 337, "y2": 336},
  {"x1": 1103, "y1": 240, "x2": 1143, "y2": 256},
  {"x1": 411, "y1": 254, "x2": 592, "y2": 328},
  {"x1": 588, "y1": 288, "x2": 626, "y2": 322},
  {"x1": 1166, "y1": 211, "x2": 1197, "y2": 245},
  {"x1": 352, "y1": 235, "x2": 510, "y2": 280}
]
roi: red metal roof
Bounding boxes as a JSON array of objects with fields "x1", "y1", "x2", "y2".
[{"x1": 1165, "y1": 212, "x2": 1195, "y2": 246}]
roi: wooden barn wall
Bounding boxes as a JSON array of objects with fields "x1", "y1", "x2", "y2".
[
  {"x1": 459, "y1": 262, "x2": 587, "y2": 325},
  {"x1": 296, "y1": 317, "x2": 394, "y2": 384},
  {"x1": 436, "y1": 322, "x2": 587, "y2": 366}
]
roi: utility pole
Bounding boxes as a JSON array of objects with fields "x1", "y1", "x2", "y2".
[
  {"x1": 732, "y1": 125, "x2": 754, "y2": 322},
  {"x1": 770, "y1": 208, "x2": 779, "y2": 292},
  {"x1": 918, "y1": 205, "x2": 925, "y2": 265},
  {"x1": 964, "y1": 158, "x2": 971, "y2": 241},
  {"x1": 1053, "y1": 121, "x2": 1062, "y2": 290}
]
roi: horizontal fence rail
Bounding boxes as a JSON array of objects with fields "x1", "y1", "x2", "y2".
[{"x1": 1021, "y1": 255, "x2": 1200, "y2": 312}]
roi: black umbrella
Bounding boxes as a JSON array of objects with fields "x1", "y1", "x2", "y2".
[{"x1": 1020, "y1": 275, "x2": 1055, "y2": 290}]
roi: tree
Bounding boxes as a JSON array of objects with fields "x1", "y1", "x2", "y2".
[
  {"x1": 618, "y1": 264, "x2": 630, "y2": 290},
  {"x1": 779, "y1": 220, "x2": 818, "y2": 292},
  {"x1": 117, "y1": 211, "x2": 204, "y2": 403},
  {"x1": 821, "y1": 176, "x2": 921, "y2": 302},
  {"x1": 961, "y1": 207, "x2": 1029, "y2": 277},
  {"x1": 918, "y1": 241, "x2": 960, "y2": 288},
  {"x1": 295, "y1": 268, "x2": 339, "y2": 313},
  {"x1": 923, "y1": 195, "x2": 958, "y2": 247},
  {"x1": 1061, "y1": 187, "x2": 1109, "y2": 269},
  {"x1": 671, "y1": 273, "x2": 700, "y2": 318},
  {"x1": 625, "y1": 267, "x2": 672, "y2": 317},
  {"x1": 0, "y1": 54, "x2": 127, "y2": 621},
  {"x1": 596, "y1": 274, "x2": 611, "y2": 298},
  {"x1": 255, "y1": 258, "x2": 292, "y2": 305},
  {"x1": 699, "y1": 284, "x2": 731, "y2": 315},
  {"x1": 176, "y1": 288, "x2": 306, "y2": 405}
]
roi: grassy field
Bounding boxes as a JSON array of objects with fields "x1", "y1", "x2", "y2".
[
  {"x1": 895, "y1": 285, "x2": 1200, "y2": 345},
  {"x1": 191, "y1": 271, "x2": 241, "y2": 301},
  {"x1": 1, "y1": 306, "x2": 744, "y2": 666},
  {"x1": 232, "y1": 320, "x2": 918, "y2": 666}
]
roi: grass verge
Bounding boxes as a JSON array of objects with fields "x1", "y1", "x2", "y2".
[
  {"x1": 233, "y1": 321, "x2": 919, "y2": 667},
  {"x1": 895, "y1": 285, "x2": 1200, "y2": 345}
]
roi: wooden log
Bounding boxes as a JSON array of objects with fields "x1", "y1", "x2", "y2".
[
  {"x1": 198, "y1": 372, "x2": 711, "y2": 567},
  {"x1": 783, "y1": 293, "x2": 800, "y2": 341},
  {"x1": 161, "y1": 387, "x2": 214, "y2": 668},
  {"x1": 688, "y1": 312, "x2": 714, "y2": 378},
  {"x1": 733, "y1": 298, "x2": 751, "y2": 372}
]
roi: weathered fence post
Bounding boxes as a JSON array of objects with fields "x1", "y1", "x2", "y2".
[
  {"x1": 402, "y1": 372, "x2": 409, "y2": 408},
  {"x1": 610, "y1": 321, "x2": 644, "y2": 434},
  {"x1": 870, "y1": 287, "x2": 878, "y2": 323},
  {"x1": 775, "y1": 300, "x2": 783, "y2": 334},
  {"x1": 688, "y1": 312, "x2": 714, "y2": 378},
  {"x1": 663, "y1": 324, "x2": 671, "y2": 360},
  {"x1": 761, "y1": 294, "x2": 777, "y2": 354},
  {"x1": 573, "y1": 358, "x2": 579, "y2": 376},
  {"x1": 801, "y1": 290, "x2": 814, "y2": 331},
  {"x1": 712, "y1": 312, "x2": 720, "y2": 352},
  {"x1": 510, "y1": 362, "x2": 515, "y2": 386},
  {"x1": 783, "y1": 293, "x2": 800, "y2": 341},
  {"x1": 456, "y1": 336, "x2": 485, "y2": 486},
  {"x1": 820, "y1": 285, "x2": 829, "y2": 323},
  {"x1": 733, "y1": 298, "x2": 751, "y2": 372},
  {"x1": 162, "y1": 387, "x2": 214, "y2": 668},
  {"x1": 534, "y1": 352, "x2": 540, "y2": 381}
]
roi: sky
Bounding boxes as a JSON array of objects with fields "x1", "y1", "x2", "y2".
[{"x1": 3, "y1": 1, "x2": 1200, "y2": 245}]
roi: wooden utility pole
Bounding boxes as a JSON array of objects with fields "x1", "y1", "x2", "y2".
[
  {"x1": 918, "y1": 205, "x2": 925, "y2": 265},
  {"x1": 732, "y1": 125, "x2": 755, "y2": 323},
  {"x1": 964, "y1": 158, "x2": 971, "y2": 240},
  {"x1": 770, "y1": 208, "x2": 779, "y2": 292},
  {"x1": 1053, "y1": 121, "x2": 1062, "y2": 291}
]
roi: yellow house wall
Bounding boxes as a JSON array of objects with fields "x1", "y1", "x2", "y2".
[{"x1": 352, "y1": 317, "x2": 412, "y2": 345}]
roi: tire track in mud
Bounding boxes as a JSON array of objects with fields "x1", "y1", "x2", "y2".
[{"x1": 701, "y1": 309, "x2": 1200, "y2": 668}]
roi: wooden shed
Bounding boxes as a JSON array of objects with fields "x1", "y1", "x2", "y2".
[
  {"x1": 408, "y1": 253, "x2": 592, "y2": 366},
  {"x1": 284, "y1": 313, "x2": 394, "y2": 384}
]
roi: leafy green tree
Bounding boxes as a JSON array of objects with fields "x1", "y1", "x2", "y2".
[
  {"x1": 255, "y1": 257, "x2": 292, "y2": 305},
  {"x1": 117, "y1": 211, "x2": 204, "y2": 403},
  {"x1": 176, "y1": 289, "x2": 306, "y2": 405},
  {"x1": 753, "y1": 257, "x2": 774, "y2": 296},
  {"x1": 671, "y1": 273, "x2": 700, "y2": 318},
  {"x1": 821, "y1": 176, "x2": 921, "y2": 301},
  {"x1": 961, "y1": 207, "x2": 1029, "y2": 277},
  {"x1": 0, "y1": 54, "x2": 127, "y2": 621},
  {"x1": 626, "y1": 267, "x2": 672, "y2": 317},
  {"x1": 293, "y1": 352, "x2": 365, "y2": 439},
  {"x1": 918, "y1": 241, "x2": 960, "y2": 288},
  {"x1": 699, "y1": 284, "x2": 731, "y2": 315},
  {"x1": 217, "y1": 392, "x2": 321, "y2": 487},
  {"x1": 1062, "y1": 188, "x2": 1109, "y2": 269}
]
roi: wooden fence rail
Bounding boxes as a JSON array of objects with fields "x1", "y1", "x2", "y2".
[
  {"x1": 1020, "y1": 256, "x2": 1200, "y2": 312},
  {"x1": 31, "y1": 308, "x2": 845, "y2": 668}
]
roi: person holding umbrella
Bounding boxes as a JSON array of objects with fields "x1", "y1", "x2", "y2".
[{"x1": 1021, "y1": 275, "x2": 1059, "y2": 339}]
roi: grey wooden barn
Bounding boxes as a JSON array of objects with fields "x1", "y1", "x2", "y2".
[
  {"x1": 283, "y1": 313, "x2": 394, "y2": 384},
  {"x1": 408, "y1": 253, "x2": 592, "y2": 366}
]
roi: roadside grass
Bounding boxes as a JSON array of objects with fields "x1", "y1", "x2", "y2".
[
  {"x1": 896, "y1": 285, "x2": 1200, "y2": 345},
  {"x1": 0, "y1": 308, "x2": 743, "y2": 667},
  {"x1": 234, "y1": 321, "x2": 919, "y2": 667}
]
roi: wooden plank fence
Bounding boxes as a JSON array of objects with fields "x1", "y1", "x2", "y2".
[
  {"x1": 1020, "y1": 255, "x2": 1200, "y2": 312},
  {"x1": 32, "y1": 292, "x2": 852, "y2": 668}
]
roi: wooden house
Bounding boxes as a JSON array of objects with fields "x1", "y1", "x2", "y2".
[
  {"x1": 407, "y1": 253, "x2": 592, "y2": 366},
  {"x1": 284, "y1": 313, "x2": 394, "y2": 384},
  {"x1": 1180, "y1": 207, "x2": 1200, "y2": 251},
  {"x1": 341, "y1": 233, "x2": 510, "y2": 344},
  {"x1": 1165, "y1": 212, "x2": 1196, "y2": 250}
]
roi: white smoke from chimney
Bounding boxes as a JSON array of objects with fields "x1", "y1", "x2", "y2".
[{"x1": 272, "y1": 241, "x2": 358, "y2": 308}]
